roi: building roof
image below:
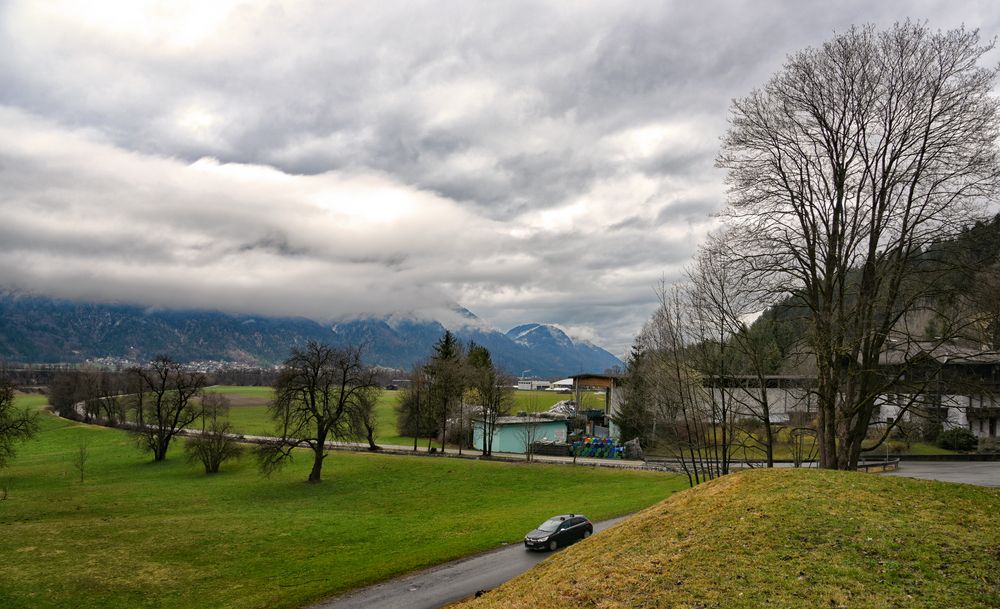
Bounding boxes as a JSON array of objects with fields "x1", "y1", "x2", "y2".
[
  {"x1": 570, "y1": 373, "x2": 622, "y2": 388},
  {"x1": 880, "y1": 340, "x2": 1000, "y2": 366},
  {"x1": 478, "y1": 414, "x2": 570, "y2": 425},
  {"x1": 570, "y1": 373, "x2": 621, "y2": 380}
]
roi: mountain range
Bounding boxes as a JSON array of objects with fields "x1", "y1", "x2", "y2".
[{"x1": 0, "y1": 292, "x2": 623, "y2": 377}]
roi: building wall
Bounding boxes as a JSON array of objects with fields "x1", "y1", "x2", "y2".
[
  {"x1": 698, "y1": 378, "x2": 1000, "y2": 440},
  {"x1": 704, "y1": 386, "x2": 816, "y2": 419},
  {"x1": 473, "y1": 420, "x2": 569, "y2": 453},
  {"x1": 864, "y1": 392, "x2": 1000, "y2": 440},
  {"x1": 608, "y1": 384, "x2": 622, "y2": 439}
]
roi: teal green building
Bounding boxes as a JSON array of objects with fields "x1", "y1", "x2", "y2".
[{"x1": 472, "y1": 416, "x2": 570, "y2": 454}]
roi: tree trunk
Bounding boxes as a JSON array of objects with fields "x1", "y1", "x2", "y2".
[
  {"x1": 413, "y1": 394, "x2": 420, "y2": 452},
  {"x1": 308, "y1": 448, "x2": 325, "y2": 483},
  {"x1": 153, "y1": 434, "x2": 169, "y2": 461},
  {"x1": 764, "y1": 422, "x2": 774, "y2": 468},
  {"x1": 308, "y1": 430, "x2": 327, "y2": 483}
]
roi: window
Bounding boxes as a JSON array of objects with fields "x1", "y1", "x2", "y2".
[{"x1": 538, "y1": 518, "x2": 563, "y2": 533}]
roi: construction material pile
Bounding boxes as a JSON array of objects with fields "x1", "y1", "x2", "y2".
[{"x1": 571, "y1": 436, "x2": 623, "y2": 459}]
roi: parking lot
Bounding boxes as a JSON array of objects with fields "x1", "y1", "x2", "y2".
[{"x1": 885, "y1": 461, "x2": 1000, "y2": 487}]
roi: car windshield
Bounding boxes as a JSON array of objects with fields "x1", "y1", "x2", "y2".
[{"x1": 537, "y1": 518, "x2": 564, "y2": 532}]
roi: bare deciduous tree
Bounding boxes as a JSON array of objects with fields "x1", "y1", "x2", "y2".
[
  {"x1": 346, "y1": 387, "x2": 380, "y2": 451},
  {"x1": 185, "y1": 393, "x2": 243, "y2": 474},
  {"x1": 396, "y1": 364, "x2": 434, "y2": 451},
  {"x1": 638, "y1": 285, "x2": 723, "y2": 486},
  {"x1": 73, "y1": 441, "x2": 89, "y2": 483},
  {"x1": 717, "y1": 22, "x2": 1000, "y2": 469},
  {"x1": 516, "y1": 411, "x2": 542, "y2": 463},
  {"x1": 467, "y1": 343, "x2": 513, "y2": 457},
  {"x1": 690, "y1": 237, "x2": 790, "y2": 468},
  {"x1": 258, "y1": 342, "x2": 379, "y2": 483},
  {"x1": 129, "y1": 357, "x2": 207, "y2": 462},
  {"x1": 0, "y1": 380, "x2": 39, "y2": 470}
]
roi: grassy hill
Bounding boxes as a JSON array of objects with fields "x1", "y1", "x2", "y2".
[
  {"x1": 455, "y1": 468, "x2": 1000, "y2": 609},
  {"x1": 0, "y1": 397, "x2": 683, "y2": 609}
]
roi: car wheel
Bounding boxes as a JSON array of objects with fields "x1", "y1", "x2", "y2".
[
  {"x1": 548, "y1": 539, "x2": 558, "y2": 551},
  {"x1": 583, "y1": 529, "x2": 591, "y2": 539}
]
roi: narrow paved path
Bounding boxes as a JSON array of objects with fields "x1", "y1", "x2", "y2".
[{"x1": 308, "y1": 516, "x2": 628, "y2": 609}]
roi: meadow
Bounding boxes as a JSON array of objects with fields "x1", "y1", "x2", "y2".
[
  {"x1": 205, "y1": 385, "x2": 601, "y2": 447},
  {"x1": 0, "y1": 394, "x2": 682, "y2": 609}
]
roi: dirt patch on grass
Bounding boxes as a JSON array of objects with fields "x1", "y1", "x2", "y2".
[
  {"x1": 198, "y1": 394, "x2": 269, "y2": 407},
  {"x1": 224, "y1": 395, "x2": 270, "y2": 407}
]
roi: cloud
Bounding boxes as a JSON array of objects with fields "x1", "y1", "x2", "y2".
[{"x1": 1, "y1": 0, "x2": 999, "y2": 356}]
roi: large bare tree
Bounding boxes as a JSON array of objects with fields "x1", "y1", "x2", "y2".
[
  {"x1": 717, "y1": 22, "x2": 1000, "y2": 469},
  {"x1": 258, "y1": 342, "x2": 380, "y2": 483},
  {"x1": 129, "y1": 357, "x2": 207, "y2": 462}
]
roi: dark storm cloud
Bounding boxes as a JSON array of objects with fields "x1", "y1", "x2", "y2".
[{"x1": 1, "y1": 0, "x2": 999, "y2": 355}]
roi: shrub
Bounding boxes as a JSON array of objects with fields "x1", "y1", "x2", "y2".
[
  {"x1": 936, "y1": 428, "x2": 977, "y2": 451},
  {"x1": 185, "y1": 422, "x2": 243, "y2": 474},
  {"x1": 976, "y1": 437, "x2": 1000, "y2": 454}
]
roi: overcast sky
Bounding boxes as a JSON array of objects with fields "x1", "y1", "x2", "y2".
[{"x1": 2, "y1": 1, "x2": 999, "y2": 356}]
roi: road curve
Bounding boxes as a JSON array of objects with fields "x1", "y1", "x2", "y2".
[{"x1": 308, "y1": 516, "x2": 629, "y2": 609}]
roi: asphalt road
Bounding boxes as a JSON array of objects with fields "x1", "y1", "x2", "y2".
[
  {"x1": 309, "y1": 516, "x2": 628, "y2": 609},
  {"x1": 885, "y1": 460, "x2": 1000, "y2": 487}
]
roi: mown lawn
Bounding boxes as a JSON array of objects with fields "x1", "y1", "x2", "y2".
[
  {"x1": 0, "y1": 396, "x2": 684, "y2": 609},
  {"x1": 455, "y1": 467, "x2": 1000, "y2": 609}
]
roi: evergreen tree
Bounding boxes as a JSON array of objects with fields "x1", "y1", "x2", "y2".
[
  {"x1": 612, "y1": 340, "x2": 655, "y2": 448},
  {"x1": 425, "y1": 330, "x2": 465, "y2": 452}
]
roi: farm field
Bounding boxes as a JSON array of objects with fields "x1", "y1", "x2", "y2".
[
  {"x1": 0, "y1": 395, "x2": 683, "y2": 609},
  {"x1": 206, "y1": 386, "x2": 600, "y2": 447}
]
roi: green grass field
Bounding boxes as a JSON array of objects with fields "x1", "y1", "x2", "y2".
[
  {"x1": 0, "y1": 395, "x2": 684, "y2": 609},
  {"x1": 206, "y1": 386, "x2": 597, "y2": 448},
  {"x1": 457, "y1": 468, "x2": 1000, "y2": 609}
]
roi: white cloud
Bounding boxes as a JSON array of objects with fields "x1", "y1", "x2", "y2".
[{"x1": 1, "y1": 0, "x2": 998, "y2": 353}]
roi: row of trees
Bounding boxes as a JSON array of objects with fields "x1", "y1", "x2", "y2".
[
  {"x1": 613, "y1": 269, "x2": 790, "y2": 486},
  {"x1": 619, "y1": 21, "x2": 1000, "y2": 476},
  {"x1": 35, "y1": 332, "x2": 522, "y2": 483},
  {"x1": 41, "y1": 343, "x2": 385, "y2": 482},
  {"x1": 396, "y1": 331, "x2": 516, "y2": 457}
]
